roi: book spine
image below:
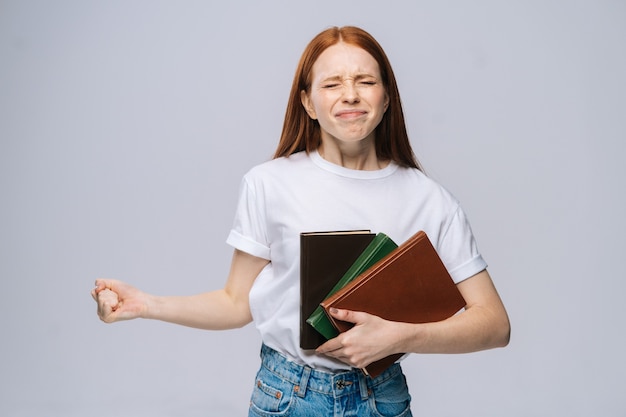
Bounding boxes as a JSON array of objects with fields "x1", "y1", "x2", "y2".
[{"x1": 299, "y1": 235, "x2": 311, "y2": 348}]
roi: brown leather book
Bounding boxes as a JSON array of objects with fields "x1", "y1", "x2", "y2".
[
  {"x1": 299, "y1": 230, "x2": 375, "y2": 349},
  {"x1": 320, "y1": 230, "x2": 466, "y2": 377}
]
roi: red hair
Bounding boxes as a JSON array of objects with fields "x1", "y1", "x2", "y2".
[{"x1": 273, "y1": 26, "x2": 421, "y2": 170}]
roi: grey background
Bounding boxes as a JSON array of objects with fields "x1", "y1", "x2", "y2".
[{"x1": 1, "y1": 1, "x2": 625, "y2": 416}]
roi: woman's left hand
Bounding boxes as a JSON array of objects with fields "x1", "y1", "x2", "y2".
[
  {"x1": 316, "y1": 270, "x2": 510, "y2": 368},
  {"x1": 315, "y1": 308, "x2": 407, "y2": 369}
]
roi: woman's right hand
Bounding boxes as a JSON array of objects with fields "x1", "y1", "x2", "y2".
[{"x1": 91, "y1": 279, "x2": 148, "y2": 323}]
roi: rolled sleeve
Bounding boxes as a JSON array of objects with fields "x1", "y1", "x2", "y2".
[{"x1": 226, "y1": 229, "x2": 271, "y2": 260}]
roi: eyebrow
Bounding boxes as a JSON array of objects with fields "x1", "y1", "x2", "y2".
[{"x1": 320, "y1": 73, "x2": 379, "y2": 82}]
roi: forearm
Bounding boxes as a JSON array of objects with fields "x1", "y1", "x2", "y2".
[
  {"x1": 396, "y1": 304, "x2": 510, "y2": 354},
  {"x1": 93, "y1": 250, "x2": 267, "y2": 328},
  {"x1": 143, "y1": 289, "x2": 252, "y2": 330},
  {"x1": 316, "y1": 270, "x2": 509, "y2": 368},
  {"x1": 395, "y1": 269, "x2": 510, "y2": 355}
]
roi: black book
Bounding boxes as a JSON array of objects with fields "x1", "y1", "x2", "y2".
[{"x1": 299, "y1": 230, "x2": 375, "y2": 349}]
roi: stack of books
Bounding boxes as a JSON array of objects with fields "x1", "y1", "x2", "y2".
[{"x1": 300, "y1": 230, "x2": 466, "y2": 377}]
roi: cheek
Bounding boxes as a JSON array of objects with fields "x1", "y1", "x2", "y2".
[
  {"x1": 310, "y1": 94, "x2": 334, "y2": 115},
  {"x1": 375, "y1": 92, "x2": 389, "y2": 113}
]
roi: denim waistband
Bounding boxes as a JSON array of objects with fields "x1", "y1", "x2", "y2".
[{"x1": 259, "y1": 344, "x2": 402, "y2": 399}]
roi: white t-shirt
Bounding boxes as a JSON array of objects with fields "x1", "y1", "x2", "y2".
[{"x1": 227, "y1": 150, "x2": 486, "y2": 371}]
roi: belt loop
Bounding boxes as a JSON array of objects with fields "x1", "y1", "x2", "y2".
[
  {"x1": 296, "y1": 366, "x2": 311, "y2": 398},
  {"x1": 358, "y1": 371, "x2": 370, "y2": 400}
]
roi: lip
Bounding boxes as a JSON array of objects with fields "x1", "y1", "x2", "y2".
[{"x1": 335, "y1": 109, "x2": 367, "y2": 119}]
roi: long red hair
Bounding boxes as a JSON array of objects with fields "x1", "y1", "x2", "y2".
[{"x1": 273, "y1": 26, "x2": 421, "y2": 170}]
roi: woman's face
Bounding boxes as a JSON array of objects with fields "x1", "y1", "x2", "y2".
[{"x1": 301, "y1": 42, "x2": 388, "y2": 148}]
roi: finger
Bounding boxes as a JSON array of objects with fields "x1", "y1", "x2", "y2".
[
  {"x1": 316, "y1": 332, "x2": 348, "y2": 354},
  {"x1": 98, "y1": 298, "x2": 112, "y2": 320},
  {"x1": 317, "y1": 341, "x2": 355, "y2": 366},
  {"x1": 93, "y1": 279, "x2": 112, "y2": 294},
  {"x1": 99, "y1": 289, "x2": 120, "y2": 309},
  {"x1": 329, "y1": 308, "x2": 364, "y2": 324},
  {"x1": 97, "y1": 289, "x2": 120, "y2": 321},
  {"x1": 90, "y1": 287, "x2": 102, "y2": 302},
  {"x1": 316, "y1": 339, "x2": 337, "y2": 354},
  {"x1": 98, "y1": 300, "x2": 118, "y2": 323}
]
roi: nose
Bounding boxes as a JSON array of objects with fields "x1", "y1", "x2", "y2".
[{"x1": 342, "y1": 82, "x2": 360, "y2": 103}]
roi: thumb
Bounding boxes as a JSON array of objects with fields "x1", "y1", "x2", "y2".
[
  {"x1": 97, "y1": 289, "x2": 121, "y2": 322},
  {"x1": 329, "y1": 308, "x2": 367, "y2": 325}
]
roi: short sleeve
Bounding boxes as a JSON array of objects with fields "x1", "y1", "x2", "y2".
[
  {"x1": 437, "y1": 205, "x2": 487, "y2": 283},
  {"x1": 226, "y1": 175, "x2": 271, "y2": 260}
]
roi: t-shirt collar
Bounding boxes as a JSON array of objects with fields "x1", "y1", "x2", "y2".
[{"x1": 310, "y1": 149, "x2": 399, "y2": 179}]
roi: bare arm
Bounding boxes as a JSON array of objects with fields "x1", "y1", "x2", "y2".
[
  {"x1": 316, "y1": 269, "x2": 510, "y2": 368},
  {"x1": 92, "y1": 249, "x2": 269, "y2": 330},
  {"x1": 398, "y1": 269, "x2": 510, "y2": 353}
]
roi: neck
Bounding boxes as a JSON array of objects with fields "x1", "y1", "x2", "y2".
[{"x1": 318, "y1": 138, "x2": 388, "y2": 171}]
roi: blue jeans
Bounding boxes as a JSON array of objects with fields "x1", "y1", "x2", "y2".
[{"x1": 248, "y1": 344, "x2": 412, "y2": 417}]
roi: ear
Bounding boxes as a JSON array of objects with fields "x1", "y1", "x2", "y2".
[
  {"x1": 300, "y1": 90, "x2": 317, "y2": 120},
  {"x1": 383, "y1": 91, "x2": 390, "y2": 112}
]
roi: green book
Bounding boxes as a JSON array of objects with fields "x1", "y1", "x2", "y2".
[{"x1": 306, "y1": 233, "x2": 398, "y2": 340}]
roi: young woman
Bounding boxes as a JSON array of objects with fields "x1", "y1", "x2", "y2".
[{"x1": 93, "y1": 26, "x2": 510, "y2": 417}]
